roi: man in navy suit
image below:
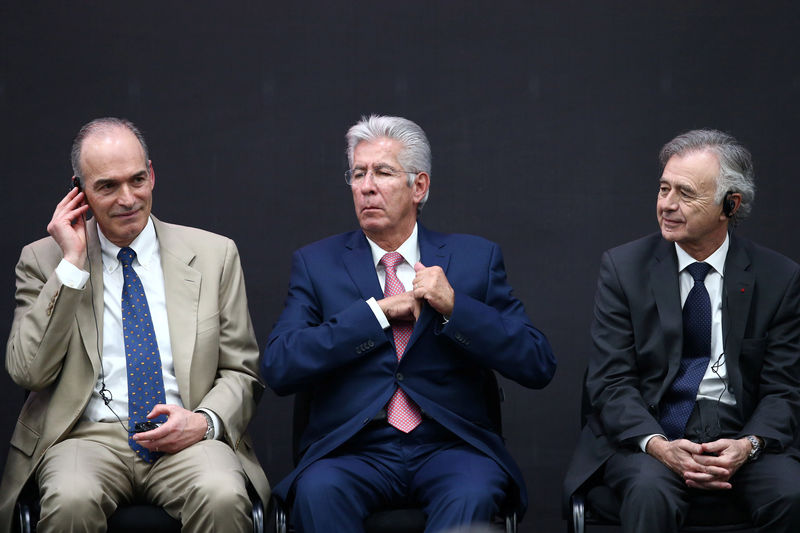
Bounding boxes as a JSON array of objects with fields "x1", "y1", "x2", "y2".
[
  {"x1": 563, "y1": 129, "x2": 800, "y2": 532},
  {"x1": 262, "y1": 115, "x2": 556, "y2": 532}
]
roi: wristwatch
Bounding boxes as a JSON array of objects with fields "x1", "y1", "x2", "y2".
[
  {"x1": 199, "y1": 411, "x2": 215, "y2": 441},
  {"x1": 746, "y1": 435, "x2": 763, "y2": 462}
]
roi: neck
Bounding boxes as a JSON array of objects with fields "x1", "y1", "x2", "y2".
[
  {"x1": 364, "y1": 223, "x2": 415, "y2": 252},
  {"x1": 679, "y1": 229, "x2": 728, "y2": 262}
]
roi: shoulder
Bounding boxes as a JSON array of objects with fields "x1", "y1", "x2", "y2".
[
  {"x1": 420, "y1": 226, "x2": 498, "y2": 253},
  {"x1": 295, "y1": 230, "x2": 363, "y2": 256},
  {"x1": 604, "y1": 232, "x2": 665, "y2": 263},
  {"x1": 19, "y1": 235, "x2": 63, "y2": 269},
  {"x1": 732, "y1": 234, "x2": 800, "y2": 277},
  {"x1": 153, "y1": 218, "x2": 237, "y2": 255}
]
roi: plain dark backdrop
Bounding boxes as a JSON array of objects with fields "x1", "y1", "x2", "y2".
[{"x1": 2, "y1": 2, "x2": 799, "y2": 531}]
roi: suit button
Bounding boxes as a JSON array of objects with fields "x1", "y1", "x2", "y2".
[
  {"x1": 396, "y1": 372, "x2": 404, "y2": 381},
  {"x1": 362, "y1": 417, "x2": 370, "y2": 424},
  {"x1": 367, "y1": 340, "x2": 374, "y2": 347}
]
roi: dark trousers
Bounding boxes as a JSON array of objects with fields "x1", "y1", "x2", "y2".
[
  {"x1": 604, "y1": 400, "x2": 800, "y2": 533},
  {"x1": 290, "y1": 419, "x2": 509, "y2": 533}
]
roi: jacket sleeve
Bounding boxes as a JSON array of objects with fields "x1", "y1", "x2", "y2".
[
  {"x1": 740, "y1": 265, "x2": 800, "y2": 449},
  {"x1": 436, "y1": 242, "x2": 556, "y2": 389},
  {"x1": 195, "y1": 238, "x2": 265, "y2": 448},
  {"x1": 261, "y1": 248, "x2": 390, "y2": 396},
  {"x1": 586, "y1": 250, "x2": 664, "y2": 445},
  {"x1": 6, "y1": 243, "x2": 81, "y2": 390}
]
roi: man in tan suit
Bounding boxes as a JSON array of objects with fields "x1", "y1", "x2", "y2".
[{"x1": 0, "y1": 117, "x2": 269, "y2": 532}]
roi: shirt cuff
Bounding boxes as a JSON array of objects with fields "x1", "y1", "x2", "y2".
[
  {"x1": 196, "y1": 408, "x2": 222, "y2": 441},
  {"x1": 55, "y1": 258, "x2": 90, "y2": 289},
  {"x1": 366, "y1": 297, "x2": 390, "y2": 330},
  {"x1": 640, "y1": 433, "x2": 667, "y2": 453}
]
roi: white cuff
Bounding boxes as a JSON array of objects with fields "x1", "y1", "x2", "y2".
[
  {"x1": 55, "y1": 258, "x2": 90, "y2": 289},
  {"x1": 366, "y1": 297, "x2": 390, "y2": 330},
  {"x1": 640, "y1": 433, "x2": 667, "y2": 453},
  {"x1": 196, "y1": 408, "x2": 222, "y2": 440}
]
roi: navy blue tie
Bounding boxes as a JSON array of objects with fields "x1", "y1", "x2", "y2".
[
  {"x1": 660, "y1": 262, "x2": 712, "y2": 440},
  {"x1": 119, "y1": 247, "x2": 167, "y2": 463}
]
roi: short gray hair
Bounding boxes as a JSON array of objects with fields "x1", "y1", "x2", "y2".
[
  {"x1": 659, "y1": 129, "x2": 755, "y2": 225},
  {"x1": 346, "y1": 115, "x2": 431, "y2": 211},
  {"x1": 71, "y1": 117, "x2": 149, "y2": 178}
]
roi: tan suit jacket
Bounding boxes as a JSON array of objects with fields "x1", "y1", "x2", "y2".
[{"x1": 0, "y1": 216, "x2": 269, "y2": 531}]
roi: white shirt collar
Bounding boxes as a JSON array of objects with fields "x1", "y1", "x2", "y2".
[
  {"x1": 98, "y1": 217, "x2": 157, "y2": 272},
  {"x1": 675, "y1": 233, "x2": 729, "y2": 276},
  {"x1": 366, "y1": 223, "x2": 420, "y2": 268}
]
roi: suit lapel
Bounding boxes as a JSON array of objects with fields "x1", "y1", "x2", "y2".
[
  {"x1": 650, "y1": 240, "x2": 684, "y2": 400},
  {"x1": 152, "y1": 217, "x2": 202, "y2": 406},
  {"x1": 76, "y1": 220, "x2": 104, "y2": 378},
  {"x1": 408, "y1": 226, "x2": 450, "y2": 350},
  {"x1": 721, "y1": 235, "x2": 753, "y2": 405},
  {"x1": 343, "y1": 231, "x2": 384, "y2": 301}
]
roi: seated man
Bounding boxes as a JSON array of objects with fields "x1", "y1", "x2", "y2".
[
  {"x1": 262, "y1": 115, "x2": 556, "y2": 532},
  {"x1": 0, "y1": 117, "x2": 269, "y2": 532},
  {"x1": 564, "y1": 129, "x2": 800, "y2": 532}
]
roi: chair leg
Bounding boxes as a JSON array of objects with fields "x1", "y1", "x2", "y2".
[
  {"x1": 251, "y1": 497, "x2": 264, "y2": 533},
  {"x1": 273, "y1": 501, "x2": 288, "y2": 533},
  {"x1": 505, "y1": 511, "x2": 517, "y2": 533},
  {"x1": 569, "y1": 494, "x2": 585, "y2": 533}
]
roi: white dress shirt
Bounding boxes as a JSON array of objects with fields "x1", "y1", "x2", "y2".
[
  {"x1": 364, "y1": 223, "x2": 420, "y2": 329},
  {"x1": 55, "y1": 217, "x2": 220, "y2": 437}
]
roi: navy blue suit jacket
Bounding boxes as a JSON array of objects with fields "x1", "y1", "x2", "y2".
[{"x1": 262, "y1": 225, "x2": 556, "y2": 516}]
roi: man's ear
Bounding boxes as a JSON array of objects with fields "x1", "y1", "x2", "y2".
[{"x1": 413, "y1": 172, "x2": 430, "y2": 203}]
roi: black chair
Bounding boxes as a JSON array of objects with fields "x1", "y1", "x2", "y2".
[
  {"x1": 14, "y1": 486, "x2": 265, "y2": 533},
  {"x1": 274, "y1": 371, "x2": 518, "y2": 533},
  {"x1": 566, "y1": 370, "x2": 754, "y2": 533}
]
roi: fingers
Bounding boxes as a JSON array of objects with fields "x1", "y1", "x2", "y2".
[
  {"x1": 48, "y1": 186, "x2": 90, "y2": 264},
  {"x1": 412, "y1": 264, "x2": 454, "y2": 316},
  {"x1": 685, "y1": 478, "x2": 733, "y2": 490}
]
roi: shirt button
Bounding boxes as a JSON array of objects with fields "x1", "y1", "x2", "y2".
[{"x1": 396, "y1": 372, "x2": 404, "y2": 381}]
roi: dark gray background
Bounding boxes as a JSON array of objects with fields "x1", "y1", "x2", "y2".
[{"x1": 2, "y1": 2, "x2": 799, "y2": 531}]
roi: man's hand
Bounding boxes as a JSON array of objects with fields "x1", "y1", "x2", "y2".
[
  {"x1": 132, "y1": 404, "x2": 209, "y2": 454},
  {"x1": 47, "y1": 185, "x2": 90, "y2": 266},
  {"x1": 377, "y1": 291, "x2": 422, "y2": 323},
  {"x1": 412, "y1": 262, "x2": 455, "y2": 317},
  {"x1": 685, "y1": 438, "x2": 751, "y2": 490},
  {"x1": 646, "y1": 437, "x2": 727, "y2": 488}
]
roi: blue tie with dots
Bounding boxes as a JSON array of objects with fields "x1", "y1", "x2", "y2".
[
  {"x1": 118, "y1": 247, "x2": 167, "y2": 463},
  {"x1": 660, "y1": 261, "x2": 713, "y2": 440}
]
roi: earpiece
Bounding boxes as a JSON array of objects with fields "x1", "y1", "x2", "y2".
[
  {"x1": 72, "y1": 176, "x2": 83, "y2": 192},
  {"x1": 722, "y1": 190, "x2": 736, "y2": 218}
]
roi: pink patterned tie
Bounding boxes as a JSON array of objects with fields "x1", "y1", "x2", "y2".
[{"x1": 380, "y1": 252, "x2": 422, "y2": 433}]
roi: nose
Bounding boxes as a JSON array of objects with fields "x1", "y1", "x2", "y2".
[
  {"x1": 660, "y1": 190, "x2": 679, "y2": 211},
  {"x1": 356, "y1": 171, "x2": 378, "y2": 193},
  {"x1": 116, "y1": 184, "x2": 135, "y2": 205}
]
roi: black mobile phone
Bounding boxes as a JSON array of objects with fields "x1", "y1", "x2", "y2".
[
  {"x1": 72, "y1": 176, "x2": 83, "y2": 192},
  {"x1": 133, "y1": 420, "x2": 160, "y2": 433}
]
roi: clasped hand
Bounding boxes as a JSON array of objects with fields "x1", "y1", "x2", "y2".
[
  {"x1": 647, "y1": 437, "x2": 751, "y2": 490},
  {"x1": 377, "y1": 262, "x2": 455, "y2": 322}
]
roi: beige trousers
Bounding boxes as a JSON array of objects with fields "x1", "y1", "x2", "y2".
[{"x1": 35, "y1": 420, "x2": 252, "y2": 533}]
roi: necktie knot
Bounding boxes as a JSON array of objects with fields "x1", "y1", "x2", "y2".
[
  {"x1": 380, "y1": 251, "x2": 404, "y2": 271},
  {"x1": 686, "y1": 262, "x2": 712, "y2": 283},
  {"x1": 118, "y1": 247, "x2": 136, "y2": 266}
]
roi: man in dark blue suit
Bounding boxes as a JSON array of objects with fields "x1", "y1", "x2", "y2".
[{"x1": 262, "y1": 115, "x2": 556, "y2": 532}]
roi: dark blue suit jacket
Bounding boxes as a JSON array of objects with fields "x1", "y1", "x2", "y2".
[{"x1": 262, "y1": 225, "x2": 556, "y2": 516}]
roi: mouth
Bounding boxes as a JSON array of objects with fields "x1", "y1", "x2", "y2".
[{"x1": 112, "y1": 207, "x2": 141, "y2": 220}]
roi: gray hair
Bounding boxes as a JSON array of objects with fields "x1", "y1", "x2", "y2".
[
  {"x1": 659, "y1": 129, "x2": 755, "y2": 225},
  {"x1": 346, "y1": 115, "x2": 431, "y2": 211},
  {"x1": 71, "y1": 117, "x2": 149, "y2": 178}
]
